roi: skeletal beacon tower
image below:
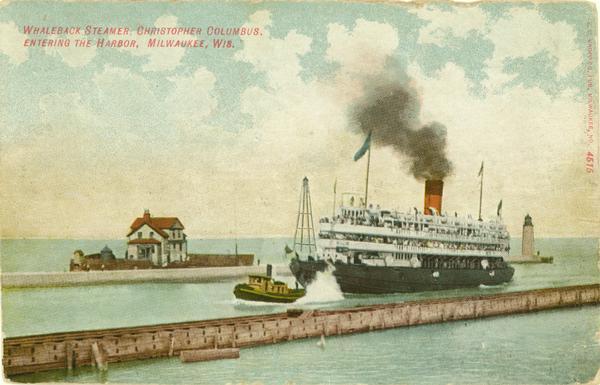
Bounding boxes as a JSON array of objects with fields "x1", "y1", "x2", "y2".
[
  {"x1": 293, "y1": 177, "x2": 317, "y2": 255},
  {"x1": 521, "y1": 214, "x2": 534, "y2": 258}
]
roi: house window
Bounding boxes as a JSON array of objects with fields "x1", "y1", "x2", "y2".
[
  {"x1": 150, "y1": 231, "x2": 154, "y2": 238},
  {"x1": 137, "y1": 232, "x2": 142, "y2": 239}
]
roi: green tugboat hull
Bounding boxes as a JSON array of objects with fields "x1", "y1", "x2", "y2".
[{"x1": 234, "y1": 284, "x2": 305, "y2": 303}]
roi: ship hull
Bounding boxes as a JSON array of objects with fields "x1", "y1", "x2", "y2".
[
  {"x1": 289, "y1": 258, "x2": 514, "y2": 294},
  {"x1": 233, "y1": 284, "x2": 305, "y2": 303}
]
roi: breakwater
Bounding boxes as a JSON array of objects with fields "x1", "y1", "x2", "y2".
[
  {"x1": 3, "y1": 283, "x2": 598, "y2": 376},
  {"x1": 1, "y1": 265, "x2": 283, "y2": 288}
]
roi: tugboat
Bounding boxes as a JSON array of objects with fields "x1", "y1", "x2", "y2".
[{"x1": 234, "y1": 264, "x2": 305, "y2": 303}]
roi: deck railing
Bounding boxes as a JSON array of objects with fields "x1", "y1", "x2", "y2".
[
  {"x1": 319, "y1": 239, "x2": 507, "y2": 258},
  {"x1": 319, "y1": 223, "x2": 509, "y2": 246}
]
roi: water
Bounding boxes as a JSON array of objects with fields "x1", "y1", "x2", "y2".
[
  {"x1": 2, "y1": 238, "x2": 599, "y2": 384},
  {"x1": 10, "y1": 308, "x2": 600, "y2": 385},
  {"x1": 0, "y1": 238, "x2": 293, "y2": 273}
]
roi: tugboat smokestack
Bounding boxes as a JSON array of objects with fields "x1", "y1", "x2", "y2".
[
  {"x1": 266, "y1": 264, "x2": 273, "y2": 278},
  {"x1": 424, "y1": 180, "x2": 443, "y2": 215}
]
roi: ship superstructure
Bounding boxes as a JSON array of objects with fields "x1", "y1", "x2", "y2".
[
  {"x1": 319, "y1": 181, "x2": 510, "y2": 269},
  {"x1": 290, "y1": 179, "x2": 514, "y2": 293}
]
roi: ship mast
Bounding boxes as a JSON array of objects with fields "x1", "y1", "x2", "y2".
[
  {"x1": 364, "y1": 147, "x2": 371, "y2": 208},
  {"x1": 332, "y1": 178, "x2": 337, "y2": 217},
  {"x1": 353, "y1": 131, "x2": 372, "y2": 209},
  {"x1": 293, "y1": 177, "x2": 317, "y2": 255},
  {"x1": 478, "y1": 161, "x2": 484, "y2": 221}
]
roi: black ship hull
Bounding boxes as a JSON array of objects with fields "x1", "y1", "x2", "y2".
[{"x1": 289, "y1": 258, "x2": 515, "y2": 294}]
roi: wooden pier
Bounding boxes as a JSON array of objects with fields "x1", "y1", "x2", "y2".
[{"x1": 3, "y1": 284, "x2": 599, "y2": 376}]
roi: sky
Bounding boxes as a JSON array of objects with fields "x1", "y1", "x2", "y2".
[{"x1": 0, "y1": 1, "x2": 598, "y2": 239}]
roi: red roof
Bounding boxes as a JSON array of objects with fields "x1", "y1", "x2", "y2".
[
  {"x1": 127, "y1": 211, "x2": 184, "y2": 238},
  {"x1": 130, "y1": 217, "x2": 182, "y2": 230},
  {"x1": 128, "y1": 238, "x2": 162, "y2": 245}
]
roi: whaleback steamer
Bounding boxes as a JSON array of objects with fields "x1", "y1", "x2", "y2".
[{"x1": 290, "y1": 179, "x2": 514, "y2": 294}]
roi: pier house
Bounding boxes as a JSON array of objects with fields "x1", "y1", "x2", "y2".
[{"x1": 126, "y1": 210, "x2": 188, "y2": 265}]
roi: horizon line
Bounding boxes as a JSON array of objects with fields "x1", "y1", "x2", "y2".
[{"x1": 1, "y1": 236, "x2": 599, "y2": 241}]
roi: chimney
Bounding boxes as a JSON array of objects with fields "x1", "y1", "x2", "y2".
[
  {"x1": 143, "y1": 209, "x2": 151, "y2": 222},
  {"x1": 424, "y1": 180, "x2": 443, "y2": 215}
]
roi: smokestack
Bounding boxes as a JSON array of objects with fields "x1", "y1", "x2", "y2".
[
  {"x1": 424, "y1": 180, "x2": 443, "y2": 215},
  {"x1": 266, "y1": 264, "x2": 273, "y2": 278}
]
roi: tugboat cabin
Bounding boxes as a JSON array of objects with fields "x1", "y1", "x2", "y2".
[{"x1": 247, "y1": 275, "x2": 290, "y2": 294}]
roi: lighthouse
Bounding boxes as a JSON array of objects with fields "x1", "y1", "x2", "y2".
[
  {"x1": 521, "y1": 214, "x2": 534, "y2": 258},
  {"x1": 507, "y1": 214, "x2": 553, "y2": 263}
]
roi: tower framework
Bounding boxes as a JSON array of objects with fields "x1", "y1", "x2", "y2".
[{"x1": 293, "y1": 177, "x2": 317, "y2": 255}]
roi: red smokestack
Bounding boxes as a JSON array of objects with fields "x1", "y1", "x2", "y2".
[{"x1": 424, "y1": 180, "x2": 443, "y2": 215}]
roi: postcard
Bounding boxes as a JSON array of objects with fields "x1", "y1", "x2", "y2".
[{"x1": 1, "y1": 1, "x2": 599, "y2": 384}]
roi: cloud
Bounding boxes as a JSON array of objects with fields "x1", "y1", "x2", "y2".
[
  {"x1": 165, "y1": 68, "x2": 218, "y2": 127},
  {"x1": 0, "y1": 92, "x2": 115, "y2": 238},
  {"x1": 88, "y1": 64, "x2": 220, "y2": 144},
  {"x1": 235, "y1": 10, "x2": 320, "y2": 157},
  {"x1": 411, "y1": 5, "x2": 583, "y2": 89},
  {"x1": 1, "y1": 63, "x2": 221, "y2": 238},
  {"x1": 326, "y1": 19, "x2": 398, "y2": 76},
  {"x1": 0, "y1": 21, "x2": 28, "y2": 65},
  {"x1": 233, "y1": 7, "x2": 595, "y2": 237},
  {"x1": 411, "y1": 6, "x2": 488, "y2": 46},
  {"x1": 235, "y1": 12, "x2": 388, "y2": 168},
  {"x1": 39, "y1": 92, "x2": 98, "y2": 129},
  {"x1": 230, "y1": 12, "x2": 418, "y2": 236},
  {"x1": 2, "y1": 6, "x2": 595, "y2": 238},
  {"x1": 485, "y1": 8, "x2": 582, "y2": 79},
  {"x1": 92, "y1": 64, "x2": 160, "y2": 132},
  {"x1": 234, "y1": 10, "x2": 312, "y2": 89},
  {"x1": 406, "y1": 61, "x2": 595, "y2": 236},
  {"x1": 45, "y1": 43, "x2": 97, "y2": 68},
  {"x1": 128, "y1": 15, "x2": 186, "y2": 72}
]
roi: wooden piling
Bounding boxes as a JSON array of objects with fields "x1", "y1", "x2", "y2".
[
  {"x1": 168, "y1": 336, "x2": 175, "y2": 357},
  {"x1": 65, "y1": 342, "x2": 74, "y2": 370},
  {"x1": 91, "y1": 342, "x2": 107, "y2": 371}
]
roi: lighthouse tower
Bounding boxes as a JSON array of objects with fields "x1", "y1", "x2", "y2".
[{"x1": 521, "y1": 214, "x2": 534, "y2": 258}]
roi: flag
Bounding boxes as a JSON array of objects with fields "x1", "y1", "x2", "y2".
[
  {"x1": 497, "y1": 199, "x2": 503, "y2": 216},
  {"x1": 353, "y1": 132, "x2": 371, "y2": 161},
  {"x1": 478, "y1": 161, "x2": 484, "y2": 177},
  {"x1": 284, "y1": 244, "x2": 293, "y2": 254},
  {"x1": 333, "y1": 178, "x2": 337, "y2": 194}
]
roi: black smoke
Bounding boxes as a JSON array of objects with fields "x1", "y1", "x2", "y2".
[{"x1": 353, "y1": 81, "x2": 452, "y2": 180}]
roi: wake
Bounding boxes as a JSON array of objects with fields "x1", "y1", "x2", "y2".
[{"x1": 295, "y1": 266, "x2": 344, "y2": 305}]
